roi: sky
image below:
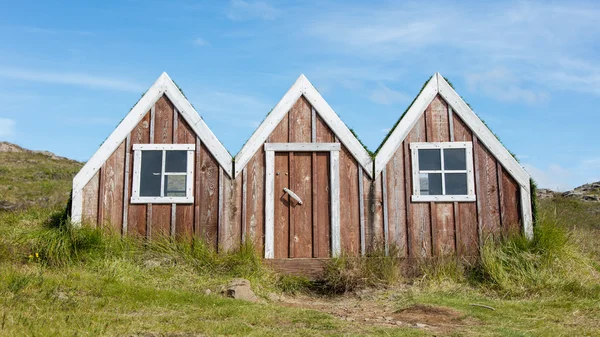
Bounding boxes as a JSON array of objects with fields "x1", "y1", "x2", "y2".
[{"x1": 0, "y1": 0, "x2": 599, "y2": 191}]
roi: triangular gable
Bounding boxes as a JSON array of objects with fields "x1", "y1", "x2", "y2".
[
  {"x1": 71, "y1": 72, "x2": 232, "y2": 222},
  {"x1": 374, "y1": 73, "x2": 532, "y2": 238},
  {"x1": 234, "y1": 74, "x2": 373, "y2": 178}
]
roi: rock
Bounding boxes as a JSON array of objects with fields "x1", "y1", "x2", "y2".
[
  {"x1": 143, "y1": 259, "x2": 162, "y2": 269},
  {"x1": 395, "y1": 321, "x2": 403, "y2": 326},
  {"x1": 204, "y1": 289, "x2": 211, "y2": 295},
  {"x1": 414, "y1": 323, "x2": 428, "y2": 328},
  {"x1": 583, "y1": 195, "x2": 599, "y2": 202},
  {"x1": 536, "y1": 188, "x2": 555, "y2": 199},
  {"x1": 385, "y1": 316, "x2": 393, "y2": 321},
  {"x1": 224, "y1": 278, "x2": 259, "y2": 303},
  {"x1": 267, "y1": 292, "x2": 280, "y2": 302}
]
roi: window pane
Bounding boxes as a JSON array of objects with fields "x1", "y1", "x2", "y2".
[
  {"x1": 418, "y1": 149, "x2": 441, "y2": 170},
  {"x1": 140, "y1": 150, "x2": 162, "y2": 197},
  {"x1": 165, "y1": 150, "x2": 187, "y2": 173},
  {"x1": 419, "y1": 173, "x2": 442, "y2": 195},
  {"x1": 165, "y1": 175, "x2": 187, "y2": 197},
  {"x1": 445, "y1": 173, "x2": 468, "y2": 195},
  {"x1": 444, "y1": 148, "x2": 466, "y2": 170}
]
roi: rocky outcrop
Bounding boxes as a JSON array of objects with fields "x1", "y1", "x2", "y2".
[
  {"x1": 0, "y1": 141, "x2": 78, "y2": 162},
  {"x1": 560, "y1": 182, "x2": 600, "y2": 202},
  {"x1": 223, "y1": 278, "x2": 259, "y2": 303}
]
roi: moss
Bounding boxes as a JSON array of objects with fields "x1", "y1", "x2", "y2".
[
  {"x1": 349, "y1": 128, "x2": 374, "y2": 157},
  {"x1": 530, "y1": 178, "x2": 538, "y2": 226}
]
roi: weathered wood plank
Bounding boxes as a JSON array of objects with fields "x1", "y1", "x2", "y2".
[
  {"x1": 452, "y1": 113, "x2": 478, "y2": 256},
  {"x1": 407, "y1": 114, "x2": 431, "y2": 258},
  {"x1": 245, "y1": 148, "x2": 265, "y2": 254},
  {"x1": 101, "y1": 141, "x2": 126, "y2": 234},
  {"x1": 127, "y1": 111, "x2": 150, "y2": 237},
  {"x1": 385, "y1": 141, "x2": 407, "y2": 257},
  {"x1": 475, "y1": 139, "x2": 502, "y2": 242},
  {"x1": 122, "y1": 135, "x2": 131, "y2": 236},
  {"x1": 339, "y1": 146, "x2": 360, "y2": 255},
  {"x1": 150, "y1": 95, "x2": 173, "y2": 238},
  {"x1": 292, "y1": 152, "x2": 313, "y2": 258},
  {"x1": 358, "y1": 167, "x2": 366, "y2": 256},
  {"x1": 289, "y1": 96, "x2": 312, "y2": 143},
  {"x1": 82, "y1": 171, "x2": 99, "y2": 225},
  {"x1": 330, "y1": 150, "x2": 341, "y2": 257},
  {"x1": 222, "y1": 173, "x2": 243, "y2": 251},
  {"x1": 175, "y1": 113, "x2": 195, "y2": 239},
  {"x1": 501, "y1": 168, "x2": 521, "y2": 236},
  {"x1": 194, "y1": 138, "x2": 202, "y2": 238},
  {"x1": 264, "y1": 150, "x2": 275, "y2": 258},
  {"x1": 198, "y1": 145, "x2": 220, "y2": 248}
]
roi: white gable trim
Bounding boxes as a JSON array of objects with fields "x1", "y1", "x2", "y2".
[
  {"x1": 374, "y1": 72, "x2": 532, "y2": 238},
  {"x1": 234, "y1": 74, "x2": 373, "y2": 178},
  {"x1": 71, "y1": 72, "x2": 232, "y2": 224}
]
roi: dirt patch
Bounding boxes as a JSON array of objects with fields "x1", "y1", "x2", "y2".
[{"x1": 278, "y1": 289, "x2": 478, "y2": 334}]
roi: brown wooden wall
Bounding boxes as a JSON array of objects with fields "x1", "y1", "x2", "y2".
[
  {"x1": 80, "y1": 94, "x2": 243, "y2": 252},
  {"x1": 241, "y1": 96, "x2": 372, "y2": 256},
  {"x1": 383, "y1": 94, "x2": 522, "y2": 258},
  {"x1": 79, "y1": 93, "x2": 523, "y2": 260}
]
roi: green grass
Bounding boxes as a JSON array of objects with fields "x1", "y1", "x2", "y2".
[
  {"x1": 0, "y1": 151, "x2": 82, "y2": 210},
  {"x1": 0, "y1": 195, "x2": 599, "y2": 336}
]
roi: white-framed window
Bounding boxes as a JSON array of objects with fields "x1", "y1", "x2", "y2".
[
  {"x1": 410, "y1": 142, "x2": 475, "y2": 202},
  {"x1": 131, "y1": 144, "x2": 195, "y2": 204}
]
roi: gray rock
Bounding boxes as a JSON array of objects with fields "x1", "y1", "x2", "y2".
[
  {"x1": 224, "y1": 278, "x2": 259, "y2": 303},
  {"x1": 267, "y1": 292, "x2": 280, "y2": 302},
  {"x1": 204, "y1": 289, "x2": 211, "y2": 295}
]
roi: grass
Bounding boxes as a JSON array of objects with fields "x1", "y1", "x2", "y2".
[
  {"x1": 0, "y1": 196, "x2": 599, "y2": 335},
  {"x1": 0, "y1": 151, "x2": 82, "y2": 210}
]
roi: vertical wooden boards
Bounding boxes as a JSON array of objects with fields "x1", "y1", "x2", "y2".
[
  {"x1": 101, "y1": 141, "x2": 125, "y2": 234},
  {"x1": 198, "y1": 145, "x2": 220, "y2": 248},
  {"x1": 289, "y1": 97, "x2": 312, "y2": 143},
  {"x1": 425, "y1": 95, "x2": 455, "y2": 256},
  {"x1": 385, "y1": 141, "x2": 407, "y2": 257},
  {"x1": 501, "y1": 169, "x2": 521, "y2": 236},
  {"x1": 452, "y1": 113, "x2": 478, "y2": 256},
  {"x1": 274, "y1": 152, "x2": 290, "y2": 258},
  {"x1": 194, "y1": 138, "x2": 202, "y2": 238},
  {"x1": 339, "y1": 146, "x2": 360, "y2": 255},
  {"x1": 475, "y1": 139, "x2": 502, "y2": 242},
  {"x1": 127, "y1": 110, "x2": 150, "y2": 237},
  {"x1": 291, "y1": 152, "x2": 313, "y2": 258},
  {"x1": 81, "y1": 171, "x2": 99, "y2": 225},
  {"x1": 175, "y1": 112, "x2": 195, "y2": 239},
  {"x1": 122, "y1": 135, "x2": 131, "y2": 236},
  {"x1": 222, "y1": 173, "x2": 243, "y2": 251},
  {"x1": 315, "y1": 114, "x2": 333, "y2": 257},
  {"x1": 406, "y1": 114, "x2": 431, "y2": 258},
  {"x1": 245, "y1": 147, "x2": 265, "y2": 254}
]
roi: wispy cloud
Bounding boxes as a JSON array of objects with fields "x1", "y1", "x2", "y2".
[
  {"x1": 466, "y1": 68, "x2": 549, "y2": 104},
  {"x1": 0, "y1": 68, "x2": 143, "y2": 92},
  {"x1": 0, "y1": 118, "x2": 16, "y2": 138},
  {"x1": 303, "y1": 1, "x2": 600, "y2": 98},
  {"x1": 194, "y1": 37, "x2": 209, "y2": 46},
  {"x1": 524, "y1": 157, "x2": 600, "y2": 191},
  {"x1": 226, "y1": 0, "x2": 281, "y2": 21},
  {"x1": 369, "y1": 83, "x2": 410, "y2": 105},
  {"x1": 19, "y1": 25, "x2": 93, "y2": 36}
]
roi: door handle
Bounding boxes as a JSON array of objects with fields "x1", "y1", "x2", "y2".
[{"x1": 283, "y1": 188, "x2": 303, "y2": 205}]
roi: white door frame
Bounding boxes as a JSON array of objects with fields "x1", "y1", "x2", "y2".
[{"x1": 264, "y1": 143, "x2": 341, "y2": 259}]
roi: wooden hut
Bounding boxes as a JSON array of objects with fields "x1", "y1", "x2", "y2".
[
  {"x1": 373, "y1": 73, "x2": 533, "y2": 259},
  {"x1": 71, "y1": 71, "x2": 533, "y2": 265},
  {"x1": 233, "y1": 75, "x2": 376, "y2": 260},
  {"x1": 70, "y1": 72, "x2": 235, "y2": 250}
]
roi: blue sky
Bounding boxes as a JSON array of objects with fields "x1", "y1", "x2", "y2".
[{"x1": 1, "y1": 0, "x2": 599, "y2": 190}]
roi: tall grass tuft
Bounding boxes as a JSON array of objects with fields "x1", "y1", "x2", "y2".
[
  {"x1": 476, "y1": 211, "x2": 600, "y2": 298},
  {"x1": 320, "y1": 243, "x2": 402, "y2": 294}
]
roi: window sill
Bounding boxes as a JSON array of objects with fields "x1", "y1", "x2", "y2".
[
  {"x1": 411, "y1": 195, "x2": 476, "y2": 202},
  {"x1": 130, "y1": 197, "x2": 194, "y2": 204}
]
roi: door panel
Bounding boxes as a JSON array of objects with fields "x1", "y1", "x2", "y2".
[{"x1": 272, "y1": 151, "x2": 331, "y2": 258}]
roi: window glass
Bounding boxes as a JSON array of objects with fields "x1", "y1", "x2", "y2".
[
  {"x1": 165, "y1": 150, "x2": 187, "y2": 173},
  {"x1": 445, "y1": 173, "x2": 468, "y2": 195},
  {"x1": 165, "y1": 175, "x2": 186, "y2": 197},
  {"x1": 418, "y1": 149, "x2": 441, "y2": 170},
  {"x1": 140, "y1": 150, "x2": 162, "y2": 197},
  {"x1": 419, "y1": 173, "x2": 442, "y2": 195},
  {"x1": 444, "y1": 148, "x2": 466, "y2": 170}
]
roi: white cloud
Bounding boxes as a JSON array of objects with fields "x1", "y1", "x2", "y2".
[
  {"x1": 368, "y1": 83, "x2": 410, "y2": 105},
  {"x1": 19, "y1": 26, "x2": 93, "y2": 36},
  {"x1": 0, "y1": 118, "x2": 16, "y2": 138},
  {"x1": 0, "y1": 68, "x2": 143, "y2": 92},
  {"x1": 194, "y1": 37, "x2": 209, "y2": 46},
  {"x1": 523, "y1": 163, "x2": 572, "y2": 191},
  {"x1": 304, "y1": 1, "x2": 600, "y2": 97},
  {"x1": 226, "y1": 0, "x2": 281, "y2": 21},
  {"x1": 380, "y1": 128, "x2": 391, "y2": 133},
  {"x1": 466, "y1": 67, "x2": 549, "y2": 104}
]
